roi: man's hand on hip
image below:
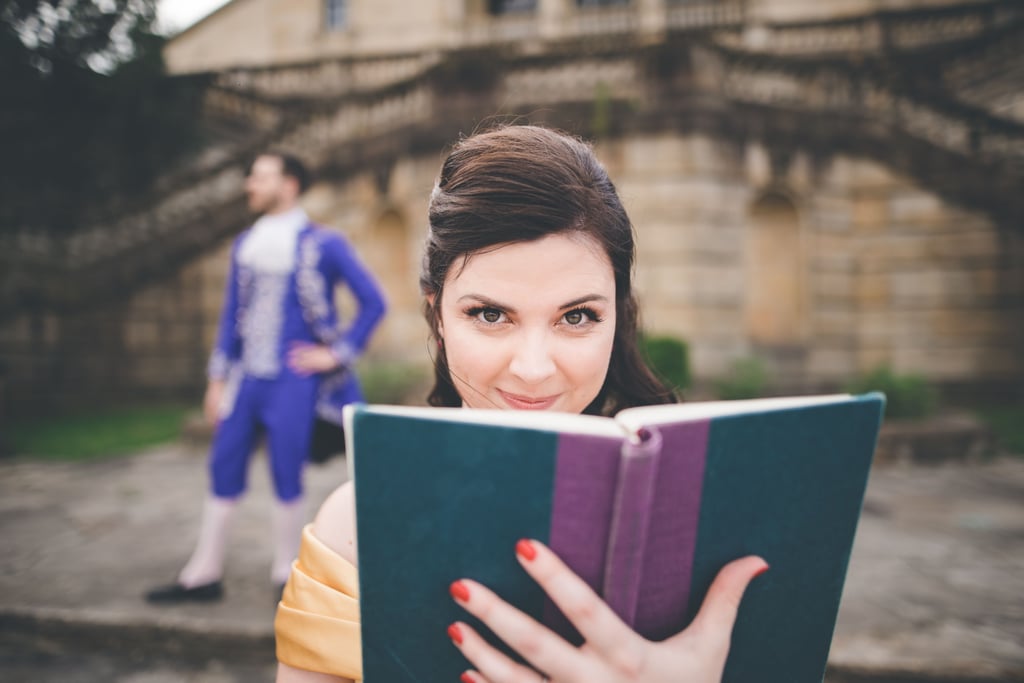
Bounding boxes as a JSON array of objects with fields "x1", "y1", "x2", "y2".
[{"x1": 287, "y1": 342, "x2": 344, "y2": 376}]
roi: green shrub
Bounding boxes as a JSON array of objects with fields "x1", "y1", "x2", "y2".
[
  {"x1": 358, "y1": 362, "x2": 430, "y2": 405},
  {"x1": 976, "y1": 404, "x2": 1024, "y2": 455},
  {"x1": 716, "y1": 357, "x2": 769, "y2": 401},
  {"x1": 592, "y1": 81, "x2": 612, "y2": 140},
  {"x1": 846, "y1": 365, "x2": 936, "y2": 419},
  {"x1": 640, "y1": 334, "x2": 691, "y2": 393}
]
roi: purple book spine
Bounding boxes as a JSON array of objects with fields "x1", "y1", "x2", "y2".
[
  {"x1": 544, "y1": 433, "x2": 623, "y2": 643},
  {"x1": 634, "y1": 420, "x2": 710, "y2": 638},
  {"x1": 601, "y1": 427, "x2": 663, "y2": 628}
]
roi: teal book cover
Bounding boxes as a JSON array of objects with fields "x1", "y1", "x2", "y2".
[{"x1": 349, "y1": 393, "x2": 885, "y2": 682}]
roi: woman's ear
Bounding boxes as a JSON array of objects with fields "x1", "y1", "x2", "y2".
[{"x1": 426, "y1": 293, "x2": 443, "y2": 340}]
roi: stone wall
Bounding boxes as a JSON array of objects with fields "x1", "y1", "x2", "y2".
[
  {"x1": 2, "y1": 129, "x2": 1020, "y2": 416},
  {"x1": 830, "y1": 157, "x2": 1023, "y2": 385},
  {"x1": 0, "y1": 242, "x2": 230, "y2": 415},
  {"x1": 608, "y1": 133, "x2": 1022, "y2": 395},
  {"x1": 164, "y1": 0, "x2": 747, "y2": 74},
  {"x1": 263, "y1": 133, "x2": 1024, "y2": 396},
  {"x1": 165, "y1": 0, "x2": 1001, "y2": 75}
]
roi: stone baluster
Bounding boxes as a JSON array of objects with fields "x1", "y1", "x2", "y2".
[
  {"x1": 638, "y1": 0, "x2": 666, "y2": 42},
  {"x1": 539, "y1": 0, "x2": 571, "y2": 42}
]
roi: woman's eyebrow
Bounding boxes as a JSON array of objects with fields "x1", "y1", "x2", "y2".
[
  {"x1": 456, "y1": 293, "x2": 609, "y2": 313},
  {"x1": 559, "y1": 294, "x2": 609, "y2": 309},
  {"x1": 456, "y1": 294, "x2": 516, "y2": 314}
]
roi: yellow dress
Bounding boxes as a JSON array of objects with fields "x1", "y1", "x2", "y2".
[{"x1": 275, "y1": 524, "x2": 362, "y2": 680}]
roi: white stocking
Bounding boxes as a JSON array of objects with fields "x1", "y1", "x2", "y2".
[
  {"x1": 271, "y1": 496, "x2": 306, "y2": 586},
  {"x1": 178, "y1": 495, "x2": 237, "y2": 588}
]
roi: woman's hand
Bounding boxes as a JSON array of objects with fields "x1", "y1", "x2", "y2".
[
  {"x1": 448, "y1": 539, "x2": 768, "y2": 683},
  {"x1": 287, "y1": 342, "x2": 342, "y2": 376}
]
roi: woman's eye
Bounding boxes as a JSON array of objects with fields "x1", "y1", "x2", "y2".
[
  {"x1": 562, "y1": 308, "x2": 600, "y2": 326},
  {"x1": 470, "y1": 307, "x2": 504, "y2": 324}
]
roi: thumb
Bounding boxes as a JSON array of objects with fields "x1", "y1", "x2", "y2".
[{"x1": 685, "y1": 556, "x2": 769, "y2": 650}]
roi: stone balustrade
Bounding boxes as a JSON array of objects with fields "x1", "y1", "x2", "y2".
[
  {"x1": 460, "y1": 2, "x2": 744, "y2": 48},
  {"x1": 214, "y1": 53, "x2": 440, "y2": 99},
  {"x1": 502, "y1": 57, "x2": 643, "y2": 108},
  {"x1": 66, "y1": 167, "x2": 247, "y2": 266},
  {"x1": 276, "y1": 86, "x2": 435, "y2": 168},
  {"x1": 462, "y1": 14, "x2": 541, "y2": 47},
  {"x1": 711, "y1": 47, "x2": 1024, "y2": 163},
  {"x1": 571, "y1": 6, "x2": 638, "y2": 37},
  {"x1": 666, "y1": 2, "x2": 743, "y2": 30},
  {"x1": 712, "y1": 1, "x2": 1020, "y2": 56},
  {"x1": 0, "y1": 167, "x2": 248, "y2": 274},
  {"x1": 202, "y1": 87, "x2": 283, "y2": 130},
  {"x1": 3, "y1": 15, "x2": 1022, "y2": 314},
  {"x1": 942, "y1": 21, "x2": 1024, "y2": 124}
]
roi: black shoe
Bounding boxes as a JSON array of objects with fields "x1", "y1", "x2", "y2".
[{"x1": 145, "y1": 580, "x2": 224, "y2": 604}]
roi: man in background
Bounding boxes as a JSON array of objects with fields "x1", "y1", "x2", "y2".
[{"x1": 147, "y1": 152, "x2": 387, "y2": 603}]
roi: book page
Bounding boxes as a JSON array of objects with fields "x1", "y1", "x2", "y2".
[
  {"x1": 344, "y1": 403, "x2": 626, "y2": 438},
  {"x1": 615, "y1": 394, "x2": 854, "y2": 435},
  {"x1": 346, "y1": 394, "x2": 860, "y2": 444}
]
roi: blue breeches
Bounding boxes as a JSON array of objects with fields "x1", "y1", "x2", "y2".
[{"x1": 209, "y1": 374, "x2": 318, "y2": 502}]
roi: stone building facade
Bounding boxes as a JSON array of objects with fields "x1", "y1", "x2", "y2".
[
  {"x1": 163, "y1": 0, "x2": 1003, "y2": 73},
  {"x1": 1, "y1": 0, "x2": 1021, "y2": 414}
]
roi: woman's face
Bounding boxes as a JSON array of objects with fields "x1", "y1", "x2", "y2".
[{"x1": 437, "y1": 232, "x2": 617, "y2": 414}]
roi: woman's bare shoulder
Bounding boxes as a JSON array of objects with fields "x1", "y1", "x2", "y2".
[{"x1": 311, "y1": 481, "x2": 358, "y2": 565}]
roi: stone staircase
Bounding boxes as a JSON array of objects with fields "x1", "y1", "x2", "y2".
[{"x1": 1, "y1": 0, "x2": 1021, "y2": 320}]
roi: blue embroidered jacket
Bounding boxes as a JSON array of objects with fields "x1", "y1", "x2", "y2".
[{"x1": 207, "y1": 222, "x2": 387, "y2": 424}]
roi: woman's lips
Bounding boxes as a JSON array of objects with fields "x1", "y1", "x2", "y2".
[{"x1": 497, "y1": 390, "x2": 559, "y2": 410}]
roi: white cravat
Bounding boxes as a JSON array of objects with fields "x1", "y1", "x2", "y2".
[
  {"x1": 238, "y1": 207, "x2": 308, "y2": 273},
  {"x1": 236, "y1": 207, "x2": 308, "y2": 377}
]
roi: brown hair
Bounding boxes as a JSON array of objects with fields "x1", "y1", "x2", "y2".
[
  {"x1": 252, "y1": 151, "x2": 311, "y2": 194},
  {"x1": 421, "y1": 125, "x2": 674, "y2": 416}
]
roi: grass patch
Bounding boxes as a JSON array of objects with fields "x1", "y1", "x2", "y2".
[
  {"x1": 977, "y1": 404, "x2": 1024, "y2": 456},
  {"x1": 6, "y1": 404, "x2": 190, "y2": 461}
]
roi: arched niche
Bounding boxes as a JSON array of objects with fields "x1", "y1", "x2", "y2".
[
  {"x1": 368, "y1": 206, "x2": 415, "y2": 308},
  {"x1": 744, "y1": 190, "x2": 806, "y2": 348}
]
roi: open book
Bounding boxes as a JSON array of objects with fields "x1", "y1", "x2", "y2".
[{"x1": 346, "y1": 393, "x2": 885, "y2": 682}]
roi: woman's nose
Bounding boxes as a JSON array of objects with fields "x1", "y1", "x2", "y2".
[{"x1": 508, "y1": 331, "x2": 557, "y2": 385}]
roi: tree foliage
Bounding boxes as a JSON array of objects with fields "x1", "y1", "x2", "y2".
[{"x1": 0, "y1": 0, "x2": 208, "y2": 235}]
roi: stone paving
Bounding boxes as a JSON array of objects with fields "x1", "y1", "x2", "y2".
[{"x1": 0, "y1": 442, "x2": 1021, "y2": 681}]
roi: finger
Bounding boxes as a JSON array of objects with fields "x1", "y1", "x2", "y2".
[
  {"x1": 684, "y1": 556, "x2": 769, "y2": 651},
  {"x1": 514, "y1": 540, "x2": 647, "y2": 669},
  {"x1": 449, "y1": 621, "x2": 550, "y2": 683},
  {"x1": 451, "y1": 579, "x2": 583, "y2": 680}
]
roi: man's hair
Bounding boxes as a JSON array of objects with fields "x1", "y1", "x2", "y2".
[{"x1": 257, "y1": 151, "x2": 312, "y2": 194}]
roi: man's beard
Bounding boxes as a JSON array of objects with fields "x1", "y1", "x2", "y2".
[{"x1": 248, "y1": 194, "x2": 276, "y2": 214}]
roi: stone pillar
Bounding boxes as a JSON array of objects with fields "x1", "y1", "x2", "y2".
[
  {"x1": 441, "y1": 0, "x2": 470, "y2": 48},
  {"x1": 745, "y1": 0, "x2": 869, "y2": 24},
  {"x1": 638, "y1": 0, "x2": 666, "y2": 43},
  {"x1": 539, "y1": 0, "x2": 571, "y2": 42}
]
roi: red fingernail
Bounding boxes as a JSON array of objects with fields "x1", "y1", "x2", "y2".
[
  {"x1": 460, "y1": 673, "x2": 474, "y2": 683},
  {"x1": 754, "y1": 562, "x2": 771, "y2": 578},
  {"x1": 447, "y1": 622, "x2": 463, "y2": 645},
  {"x1": 516, "y1": 539, "x2": 537, "y2": 561},
  {"x1": 449, "y1": 580, "x2": 470, "y2": 602}
]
